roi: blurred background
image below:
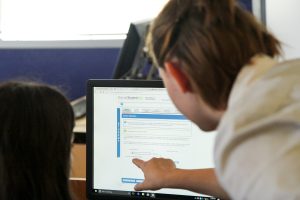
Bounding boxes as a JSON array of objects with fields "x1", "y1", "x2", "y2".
[{"x1": 0, "y1": 0, "x2": 299, "y2": 100}]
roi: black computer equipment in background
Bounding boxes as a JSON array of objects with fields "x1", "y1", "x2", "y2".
[
  {"x1": 112, "y1": 0, "x2": 258, "y2": 81},
  {"x1": 112, "y1": 21, "x2": 158, "y2": 80},
  {"x1": 72, "y1": 0, "x2": 257, "y2": 118},
  {"x1": 72, "y1": 22, "x2": 152, "y2": 122}
]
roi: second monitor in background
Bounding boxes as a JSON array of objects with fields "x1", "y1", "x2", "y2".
[
  {"x1": 112, "y1": 21, "x2": 158, "y2": 80},
  {"x1": 112, "y1": 0, "x2": 262, "y2": 81}
]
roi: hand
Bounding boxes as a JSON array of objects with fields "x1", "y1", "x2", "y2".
[{"x1": 132, "y1": 157, "x2": 177, "y2": 191}]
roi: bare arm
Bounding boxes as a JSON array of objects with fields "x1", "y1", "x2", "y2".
[{"x1": 132, "y1": 158, "x2": 229, "y2": 199}]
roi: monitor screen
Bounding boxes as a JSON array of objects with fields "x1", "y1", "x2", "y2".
[{"x1": 87, "y1": 80, "x2": 218, "y2": 200}]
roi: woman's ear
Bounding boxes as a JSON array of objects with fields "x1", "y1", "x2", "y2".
[{"x1": 164, "y1": 62, "x2": 192, "y2": 93}]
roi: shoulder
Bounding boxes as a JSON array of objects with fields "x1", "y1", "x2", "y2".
[
  {"x1": 226, "y1": 56, "x2": 300, "y2": 130},
  {"x1": 214, "y1": 56, "x2": 300, "y2": 199}
]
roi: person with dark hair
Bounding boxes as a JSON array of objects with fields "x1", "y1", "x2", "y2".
[
  {"x1": 132, "y1": 0, "x2": 300, "y2": 199},
  {"x1": 0, "y1": 81, "x2": 75, "y2": 200}
]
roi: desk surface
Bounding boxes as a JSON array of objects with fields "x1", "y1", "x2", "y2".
[
  {"x1": 72, "y1": 116, "x2": 86, "y2": 179},
  {"x1": 71, "y1": 144, "x2": 86, "y2": 178},
  {"x1": 70, "y1": 178, "x2": 86, "y2": 200}
]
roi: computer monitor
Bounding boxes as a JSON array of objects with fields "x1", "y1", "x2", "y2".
[
  {"x1": 112, "y1": 21, "x2": 151, "y2": 79},
  {"x1": 112, "y1": 0, "x2": 261, "y2": 81},
  {"x1": 86, "y1": 80, "x2": 218, "y2": 200}
]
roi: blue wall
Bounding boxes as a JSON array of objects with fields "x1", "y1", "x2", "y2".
[
  {"x1": 0, "y1": 0, "x2": 252, "y2": 101},
  {"x1": 0, "y1": 48, "x2": 120, "y2": 100},
  {"x1": 239, "y1": 0, "x2": 252, "y2": 12}
]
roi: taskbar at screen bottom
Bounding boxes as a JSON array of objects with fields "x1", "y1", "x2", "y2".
[{"x1": 91, "y1": 189, "x2": 220, "y2": 200}]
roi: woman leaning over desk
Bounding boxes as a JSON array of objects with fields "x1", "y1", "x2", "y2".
[{"x1": 132, "y1": 0, "x2": 300, "y2": 199}]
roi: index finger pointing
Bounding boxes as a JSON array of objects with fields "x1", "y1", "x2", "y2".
[{"x1": 132, "y1": 158, "x2": 145, "y2": 169}]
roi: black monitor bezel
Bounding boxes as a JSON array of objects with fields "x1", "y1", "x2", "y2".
[
  {"x1": 112, "y1": 21, "x2": 150, "y2": 79},
  {"x1": 86, "y1": 79, "x2": 219, "y2": 200},
  {"x1": 87, "y1": 80, "x2": 162, "y2": 200}
]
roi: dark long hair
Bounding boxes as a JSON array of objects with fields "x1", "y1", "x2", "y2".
[{"x1": 0, "y1": 81, "x2": 75, "y2": 200}]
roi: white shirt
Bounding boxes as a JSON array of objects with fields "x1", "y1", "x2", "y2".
[{"x1": 214, "y1": 55, "x2": 300, "y2": 199}]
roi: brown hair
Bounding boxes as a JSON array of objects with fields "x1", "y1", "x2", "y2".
[{"x1": 147, "y1": 0, "x2": 281, "y2": 109}]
